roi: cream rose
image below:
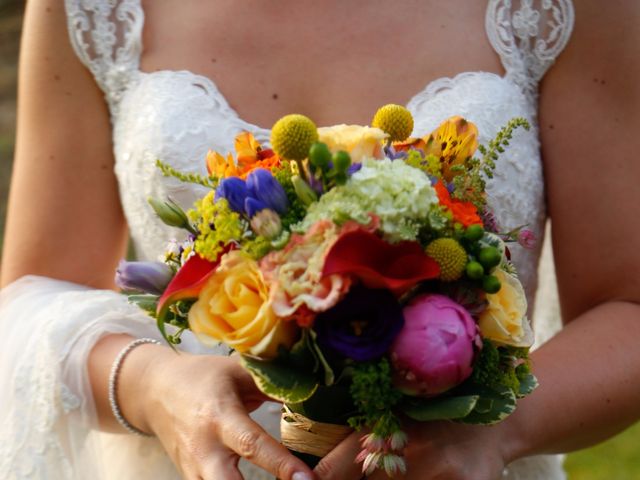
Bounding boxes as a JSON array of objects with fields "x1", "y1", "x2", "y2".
[
  {"x1": 478, "y1": 269, "x2": 534, "y2": 347},
  {"x1": 188, "y1": 251, "x2": 297, "y2": 358},
  {"x1": 317, "y1": 124, "x2": 388, "y2": 163}
]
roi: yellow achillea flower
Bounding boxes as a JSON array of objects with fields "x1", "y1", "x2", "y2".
[{"x1": 423, "y1": 116, "x2": 479, "y2": 182}]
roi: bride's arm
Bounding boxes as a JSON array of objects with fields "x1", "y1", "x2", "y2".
[
  {"x1": 315, "y1": 2, "x2": 640, "y2": 478},
  {"x1": 1, "y1": 3, "x2": 313, "y2": 479}
]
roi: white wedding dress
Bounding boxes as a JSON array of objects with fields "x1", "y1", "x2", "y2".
[{"x1": 0, "y1": 1, "x2": 574, "y2": 478}]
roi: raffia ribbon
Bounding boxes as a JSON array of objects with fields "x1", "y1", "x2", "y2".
[{"x1": 280, "y1": 405, "x2": 353, "y2": 457}]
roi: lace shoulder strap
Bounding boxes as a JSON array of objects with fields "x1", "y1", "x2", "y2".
[
  {"x1": 486, "y1": 0, "x2": 575, "y2": 103},
  {"x1": 64, "y1": 0, "x2": 144, "y2": 115}
]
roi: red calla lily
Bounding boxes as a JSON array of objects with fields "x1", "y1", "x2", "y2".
[
  {"x1": 322, "y1": 229, "x2": 440, "y2": 296},
  {"x1": 156, "y1": 249, "x2": 229, "y2": 321}
]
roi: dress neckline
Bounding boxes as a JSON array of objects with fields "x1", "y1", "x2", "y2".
[{"x1": 137, "y1": 68, "x2": 511, "y2": 134}]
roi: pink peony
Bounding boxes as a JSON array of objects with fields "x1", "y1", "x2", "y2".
[{"x1": 390, "y1": 294, "x2": 480, "y2": 396}]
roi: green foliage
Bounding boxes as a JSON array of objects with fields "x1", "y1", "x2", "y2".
[
  {"x1": 273, "y1": 162, "x2": 308, "y2": 228},
  {"x1": 470, "y1": 340, "x2": 535, "y2": 396},
  {"x1": 348, "y1": 359, "x2": 403, "y2": 438},
  {"x1": 241, "y1": 355, "x2": 319, "y2": 403},
  {"x1": 459, "y1": 384, "x2": 517, "y2": 425},
  {"x1": 403, "y1": 395, "x2": 480, "y2": 421},
  {"x1": 404, "y1": 151, "x2": 442, "y2": 178},
  {"x1": 156, "y1": 159, "x2": 218, "y2": 188},
  {"x1": 452, "y1": 117, "x2": 530, "y2": 208}
]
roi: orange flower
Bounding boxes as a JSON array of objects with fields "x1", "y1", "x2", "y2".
[
  {"x1": 393, "y1": 137, "x2": 427, "y2": 152},
  {"x1": 435, "y1": 181, "x2": 482, "y2": 228},
  {"x1": 423, "y1": 116, "x2": 479, "y2": 181},
  {"x1": 206, "y1": 132, "x2": 281, "y2": 179}
]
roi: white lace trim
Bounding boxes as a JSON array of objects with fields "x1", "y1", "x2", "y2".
[
  {"x1": 486, "y1": 0, "x2": 575, "y2": 104},
  {"x1": 64, "y1": 0, "x2": 144, "y2": 115}
]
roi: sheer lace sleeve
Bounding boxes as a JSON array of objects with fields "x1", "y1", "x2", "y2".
[
  {"x1": 0, "y1": 276, "x2": 181, "y2": 479},
  {"x1": 64, "y1": 0, "x2": 144, "y2": 114},
  {"x1": 486, "y1": 0, "x2": 575, "y2": 103}
]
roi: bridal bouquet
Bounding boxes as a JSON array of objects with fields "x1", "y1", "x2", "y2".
[{"x1": 117, "y1": 105, "x2": 538, "y2": 476}]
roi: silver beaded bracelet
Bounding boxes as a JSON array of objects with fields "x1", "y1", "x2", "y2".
[{"x1": 108, "y1": 337, "x2": 162, "y2": 436}]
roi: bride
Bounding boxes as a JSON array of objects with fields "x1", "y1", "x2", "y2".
[{"x1": 1, "y1": 0, "x2": 639, "y2": 479}]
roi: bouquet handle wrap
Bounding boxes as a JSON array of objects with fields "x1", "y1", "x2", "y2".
[{"x1": 280, "y1": 405, "x2": 353, "y2": 467}]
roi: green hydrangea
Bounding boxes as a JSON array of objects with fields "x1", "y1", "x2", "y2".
[{"x1": 293, "y1": 159, "x2": 439, "y2": 242}]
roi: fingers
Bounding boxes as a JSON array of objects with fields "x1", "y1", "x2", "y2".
[
  {"x1": 198, "y1": 448, "x2": 243, "y2": 480},
  {"x1": 314, "y1": 431, "x2": 364, "y2": 480},
  {"x1": 218, "y1": 408, "x2": 315, "y2": 480}
]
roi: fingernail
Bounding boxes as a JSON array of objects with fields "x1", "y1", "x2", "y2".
[{"x1": 292, "y1": 472, "x2": 313, "y2": 480}]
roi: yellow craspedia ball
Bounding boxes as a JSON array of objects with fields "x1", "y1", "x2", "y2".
[
  {"x1": 270, "y1": 114, "x2": 319, "y2": 161},
  {"x1": 425, "y1": 238, "x2": 468, "y2": 282},
  {"x1": 371, "y1": 104, "x2": 414, "y2": 142}
]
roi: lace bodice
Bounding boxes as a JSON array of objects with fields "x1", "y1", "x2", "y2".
[{"x1": 60, "y1": 1, "x2": 574, "y2": 479}]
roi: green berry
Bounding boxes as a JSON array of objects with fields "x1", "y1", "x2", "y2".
[
  {"x1": 466, "y1": 261, "x2": 484, "y2": 280},
  {"x1": 465, "y1": 224, "x2": 484, "y2": 242},
  {"x1": 482, "y1": 275, "x2": 502, "y2": 294},
  {"x1": 309, "y1": 142, "x2": 332, "y2": 171},
  {"x1": 333, "y1": 150, "x2": 351, "y2": 172},
  {"x1": 478, "y1": 247, "x2": 501, "y2": 269}
]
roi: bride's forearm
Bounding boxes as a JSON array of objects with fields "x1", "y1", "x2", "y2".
[
  {"x1": 500, "y1": 300, "x2": 640, "y2": 462},
  {"x1": 88, "y1": 333, "x2": 174, "y2": 434}
]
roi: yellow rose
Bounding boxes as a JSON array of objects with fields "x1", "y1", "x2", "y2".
[
  {"x1": 188, "y1": 251, "x2": 297, "y2": 358},
  {"x1": 478, "y1": 269, "x2": 534, "y2": 347},
  {"x1": 317, "y1": 124, "x2": 388, "y2": 163}
]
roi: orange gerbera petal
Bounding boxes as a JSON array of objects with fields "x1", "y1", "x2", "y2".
[{"x1": 435, "y1": 181, "x2": 482, "y2": 228}]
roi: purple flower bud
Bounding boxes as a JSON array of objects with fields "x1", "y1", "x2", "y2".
[
  {"x1": 245, "y1": 168, "x2": 289, "y2": 214},
  {"x1": 215, "y1": 177, "x2": 248, "y2": 213},
  {"x1": 347, "y1": 162, "x2": 363, "y2": 175},
  {"x1": 115, "y1": 261, "x2": 173, "y2": 295},
  {"x1": 517, "y1": 229, "x2": 536, "y2": 249},
  {"x1": 390, "y1": 294, "x2": 479, "y2": 396},
  {"x1": 244, "y1": 197, "x2": 269, "y2": 218}
]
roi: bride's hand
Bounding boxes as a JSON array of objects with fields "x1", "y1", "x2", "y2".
[
  {"x1": 314, "y1": 420, "x2": 508, "y2": 480},
  {"x1": 123, "y1": 347, "x2": 314, "y2": 480}
]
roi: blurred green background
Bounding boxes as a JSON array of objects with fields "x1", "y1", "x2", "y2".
[{"x1": 0, "y1": 1, "x2": 638, "y2": 477}]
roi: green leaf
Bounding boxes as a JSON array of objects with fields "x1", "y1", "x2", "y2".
[
  {"x1": 307, "y1": 329, "x2": 335, "y2": 386},
  {"x1": 403, "y1": 395, "x2": 480, "y2": 422},
  {"x1": 127, "y1": 294, "x2": 159, "y2": 314},
  {"x1": 241, "y1": 356, "x2": 319, "y2": 403},
  {"x1": 458, "y1": 386, "x2": 517, "y2": 425},
  {"x1": 517, "y1": 373, "x2": 539, "y2": 398}
]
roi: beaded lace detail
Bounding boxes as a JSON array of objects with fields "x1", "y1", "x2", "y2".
[
  {"x1": 486, "y1": 0, "x2": 575, "y2": 103},
  {"x1": 0, "y1": 1, "x2": 574, "y2": 479}
]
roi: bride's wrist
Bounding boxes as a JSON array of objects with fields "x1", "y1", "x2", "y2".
[{"x1": 116, "y1": 341, "x2": 176, "y2": 435}]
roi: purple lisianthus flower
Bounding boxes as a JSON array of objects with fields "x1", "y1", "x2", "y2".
[
  {"x1": 215, "y1": 177, "x2": 248, "y2": 214},
  {"x1": 246, "y1": 168, "x2": 289, "y2": 214},
  {"x1": 314, "y1": 286, "x2": 404, "y2": 362},
  {"x1": 115, "y1": 260, "x2": 173, "y2": 295}
]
